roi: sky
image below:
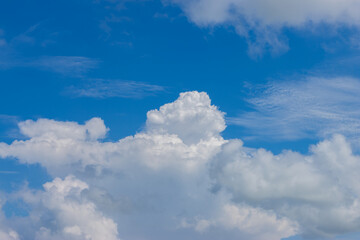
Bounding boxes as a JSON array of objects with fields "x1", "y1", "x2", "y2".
[{"x1": 2, "y1": 0, "x2": 360, "y2": 239}]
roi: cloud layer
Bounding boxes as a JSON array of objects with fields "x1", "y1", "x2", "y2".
[{"x1": 1, "y1": 91, "x2": 360, "y2": 239}]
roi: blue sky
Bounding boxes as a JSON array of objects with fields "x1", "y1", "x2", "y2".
[{"x1": 2, "y1": 0, "x2": 360, "y2": 240}]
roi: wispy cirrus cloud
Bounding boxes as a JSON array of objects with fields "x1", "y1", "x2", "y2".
[
  {"x1": 228, "y1": 76, "x2": 360, "y2": 141},
  {"x1": 31, "y1": 56, "x2": 100, "y2": 77},
  {"x1": 66, "y1": 79, "x2": 165, "y2": 99},
  {"x1": 0, "y1": 171, "x2": 18, "y2": 174},
  {"x1": 0, "y1": 115, "x2": 18, "y2": 124},
  {"x1": 0, "y1": 115, "x2": 23, "y2": 140},
  {"x1": 0, "y1": 24, "x2": 99, "y2": 76},
  {"x1": 0, "y1": 55, "x2": 99, "y2": 77},
  {"x1": 0, "y1": 29, "x2": 6, "y2": 47}
]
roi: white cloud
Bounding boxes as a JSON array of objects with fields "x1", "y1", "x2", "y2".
[
  {"x1": 0, "y1": 92, "x2": 225, "y2": 175},
  {"x1": 11, "y1": 176, "x2": 120, "y2": 240},
  {"x1": 169, "y1": 0, "x2": 360, "y2": 27},
  {"x1": 146, "y1": 91, "x2": 226, "y2": 144},
  {"x1": 19, "y1": 117, "x2": 108, "y2": 141},
  {"x1": 0, "y1": 230, "x2": 19, "y2": 240},
  {"x1": 166, "y1": 0, "x2": 360, "y2": 56},
  {"x1": 0, "y1": 201, "x2": 20, "y2": 240},
  {"x1": 228, "y1": 76, "x2": 360, "y2": 141},
  {"x1": 211, "y1": 135, "x2": 360, "y2": 237},
  {"x1": 2, "y1": 91, "x2": 360, "y2": 239},
  {"x1": 217, "y1": 204, "x2": 297, "y2": 240},
  {"x1": 183, "y1": 203, "x2": 298, "y2": 240}
]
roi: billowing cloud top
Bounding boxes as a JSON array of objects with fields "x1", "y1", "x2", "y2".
[
  {"x1": 1, "y1": 91, "x2": 360, "y2": 240},
  {"x1": 146, "y1": 91, "x2": 226, "y2": 144}
]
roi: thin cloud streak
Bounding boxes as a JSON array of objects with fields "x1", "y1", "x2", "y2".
[
  {"x1": 0, "y1": 171, "x2": 18, "y2": 174},
  {"x1": 0, "y1": 54, "x2": 99, "y2": 76},
  {"x1": 66, "y1": 79, "x2": 166, "y2": 99},
  {"x1": 0, "y1": 115, "x2": 19, "y2": 124},
  {"x1": 31, "y1": 56, "x2": 100, "y2": 77},
  {"x1": 0, "y1": 23, "x2": 99, "y2": 76}
]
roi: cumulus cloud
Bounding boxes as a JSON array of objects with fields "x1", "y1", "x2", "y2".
[
  {"x1": 0, "y1": 202, "x2": 20, "y2": 240},
  {"x1": 2, "y1": 91, "x2": 360, "y2": 239},
  {"x1": 210, "y1": 135, "x2": 360, "y2": 237},
  {"x1": 146, "y1": 91, "x2": 226, "y2": 144},
  {"x1": 19, "y1": 117, "x2": 108, "y2": 141},
  {"x1": 0, "y1": 91, "x2": 225, "y2": 175},
  {"x1": 228, "y1": 76, "x2": 360, "y2": 141},
  {"x1": 0, "y1": 230, "x2": 19, "y2": 240},
  {"x1": 166, "y1": 0, "x2": 360, "y2": 56},
  {"x1": 182, "y1": 203, "x2": 298, "y2": 240},
  {"x1": 8, "y1": 176, "x2": 120, "y2": 240}
]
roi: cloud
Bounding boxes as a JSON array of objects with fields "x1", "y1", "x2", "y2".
[
  {"x1": 182, "y1": 203, "x2": 298, "y2": 240},
  {"x1": 9, "y1": 176, "x2": 120, "y2": 240},
  {"x1": 0, "y1": 53, "x2": 99, "y2": 76},
  {"x1": 146, "y1": 91, "x2": 225, "y2": 144},
  {"x1": 18, "y1": 117, "x2": 108, "y2": 141},
  {"x1": 166, "y1": 0, "x2": 360, "y2": 57},
  {"x1": 0, "y1": 92, "x2": 225, "y2": 175},
  {"x1": 0, "y1": 200, "x2": 20, "y2": 240},
  {"x1": 211, "y1": 135, "x2": 360, "y2": 238},
  {"x1": 228, "y1": 76, "x2": 360, "y2": 141},
  {"x1": 0, "y1": 39, "x2": 6, "y2": 47},
  {"x1": 0, "y1": 24, "x2": 96, "y2": 75},
  {"x1": 31, "y1": 56, "x2": 100, "y2": 77},
  {"x1": 0, "y1": 230, "x2": 19, "y2": 240},
  {"x1": 0, "y1": 171, "x2": 18, "y2": 174},
  {"x1": 66, "y1": 79, "x2": 165, "y2": 99},
  {"x1": 2, "y1": 91, "x2": 360, "y2": 239}
]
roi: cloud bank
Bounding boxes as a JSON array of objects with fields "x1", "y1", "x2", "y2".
[
  {"x1": 166, "y1": 0, "x2": 360, "y2": 56},
  {"x1": 1, "y1": 91, "x2": 360, "y2": 239}
]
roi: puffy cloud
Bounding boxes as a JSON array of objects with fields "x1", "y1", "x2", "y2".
[
  {"x1": 11, "y1": 176, "x2": 120, "y2": 240},
  {"x1": 146, "y1": 91, "x2": 226, "y2": 144},
  {"x1": 0, "y1": 124, "x2": 224, "y2": 176},
  {"x1": 19, "y1": 117, "x2": 108, "y2": 141},
  {"x1": 217, "y1": 204, "x2": 297, "y2": 240},
  {"x1": 0, "y1": 199, "x2": 20, "y2": 240},
  {"x1": 182, "y1": 203, "x2": 298, "y2": 240},
  {"x1": 166, "y1": 0, "x2": 360, "y2": 56},
  {"x1": 211, "y1": 135, "x2": 360, "y2": 237},
  {"x1": 0, "y1": 230, "x2": 19, "y2": 240},
  {"x1": 2, "y1": 91, "x2": 360, "y2": 239},
  {"x1": 0, "y1": 91, "x2": 225, "y2": 175}
]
